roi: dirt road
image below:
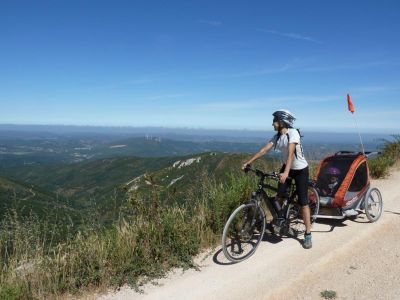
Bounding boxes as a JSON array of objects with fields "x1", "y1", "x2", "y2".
[{"x1": 99, "y1": 168, "x2": 400, "y2": 300}]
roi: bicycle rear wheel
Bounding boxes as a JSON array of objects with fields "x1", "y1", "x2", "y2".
[
  {"x1": 286, "y1": 186, "x2": 320, "y2": 222},
  {"x1": 282, "y1": 186, "x2": 320, "y2": 236},
  {"x1": 222, "y1": 203, "x2": 265, "y2": 262}
]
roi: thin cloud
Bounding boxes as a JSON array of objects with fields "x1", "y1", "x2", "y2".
[
  {"x1": 213, "y1": 58, "x2": 309, "y2": 79},
  {"x1": 198, "y1": 20, "x2": 223, "y2": 27},
  {"x1": 88, "y1": 77, "x2": 154, "y2": 92},
  {"x1": 197, "y1": 95, "x2": 340, "y2": 111},
  {"x1": 260, "y1": 29, "x2": 321, "y2": 43},
  {"x1": 127, "y1": 79, "x2": 153, "y2": 85},
  {"x1": 358, "y1": 110, "x2": 400, "y2": 118},
  {"x1": 140, "y1": 93, "x2": 188, "y2": 101},
  {"x1": 225, "y1": 64, "x2": 291, "y2": 78},
  {"x1": 199, "y1": 101, "x2": 263, "y2": 110},
  {"x1": 351, "y1": 85, "x2": 400, "y2": 94},
  {"x1": 303, "y1": 61, "x2": 393, "y2": 72}
]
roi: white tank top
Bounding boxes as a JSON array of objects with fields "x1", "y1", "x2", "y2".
[{"x1": 269, "y1": 128, "x2": 308, "y2": 170}]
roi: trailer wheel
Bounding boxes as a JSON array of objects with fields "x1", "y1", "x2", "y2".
[{"x1": 364, "y1": 187, "x2": 383, "y2": 222}]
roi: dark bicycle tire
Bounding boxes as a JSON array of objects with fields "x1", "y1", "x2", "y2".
[
  {"x1": 284, "y1": 202, "x2": 301, "y2": 234},
  {"x1": 222, "y1": 203, "x2": 266, "y2": 262},
  {"x1": 308, "y1": 186, "x2": 320, "y2": 223},
  {"x1": 286, "y1": 186, "x2": 320, "y2": 223},
  {"x1": 281, "y1": 186, "x2": 320, "y2": 236}
]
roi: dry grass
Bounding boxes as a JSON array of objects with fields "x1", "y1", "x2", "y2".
[{"x1": 0, "y1": 173, "x2": 254, "y2": 299}]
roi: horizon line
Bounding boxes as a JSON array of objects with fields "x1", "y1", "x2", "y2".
[{"x1": 0, "y1": 123, "x2": 398, "y2": 135}]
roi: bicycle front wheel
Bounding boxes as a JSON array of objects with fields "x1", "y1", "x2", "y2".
[{"x1": 222, "y1": 203, "x2": 266, "y2": 262}]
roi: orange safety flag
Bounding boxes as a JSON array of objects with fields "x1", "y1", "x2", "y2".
[{"x1": 347, "y1": 94, "x2": 355, "y2": 113}]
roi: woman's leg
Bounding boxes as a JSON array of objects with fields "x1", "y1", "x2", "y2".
[
  {"x1": 302, "y1": 205, "x2": 311, "y2": 234},
  {"x1": 293, "y1": 166, "x2": 311, "y2": 233}
]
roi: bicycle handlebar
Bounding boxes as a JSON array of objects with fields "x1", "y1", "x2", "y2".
[{"x1": 243, "y1": 165, "x2": 291, "y2": 181}]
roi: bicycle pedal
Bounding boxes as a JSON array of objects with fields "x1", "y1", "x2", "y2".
[
  {"x1": 265, "y1": 223, "x2": 274, "y2": 233},
  {"x1": 272, "y1": 224, "x2": 282, "y2": 235},
  {"x1": 286, "y1": 227, "x2": 297, "y2": 237},
  {"x1": 273, "y1": 218, "x2": 285, "y2": 227}
]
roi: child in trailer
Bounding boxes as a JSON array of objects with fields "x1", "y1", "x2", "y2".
[{"x1": 318, "y1": 167, "x2": 340, "y2": 206}]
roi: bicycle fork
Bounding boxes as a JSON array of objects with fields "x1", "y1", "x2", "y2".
[{"x1": 229, "y1": 204, "x2": 257, "y2": 254}]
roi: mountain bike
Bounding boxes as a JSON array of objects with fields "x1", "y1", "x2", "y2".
[{"x1": 221, "y1": 166, "x2": 320, "y2": 262}]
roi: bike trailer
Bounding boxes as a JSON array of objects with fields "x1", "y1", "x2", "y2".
[{"x1": 312, "y1": 151, "x2": 383, "y2": 221}]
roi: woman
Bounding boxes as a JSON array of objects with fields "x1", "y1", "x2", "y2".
[{"x1": 242, "y1": 109, "x2": 312, "y2": 249}]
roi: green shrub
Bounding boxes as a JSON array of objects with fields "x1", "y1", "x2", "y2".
[
  {"x1": 320, "y1": 289, "x2": 337, "y2": 299},
  {"x1": 0, "y1": 282, "x2": 30, "y2": 300},
  {"x1": 368, "y1": 156, "x2": 394, "y2": 178},
  {"x1": 369, "y1": 134, "x2": 400, "y2": 178}
]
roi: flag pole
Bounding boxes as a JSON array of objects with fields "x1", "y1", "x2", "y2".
[
  {"x1": 352, "y1": 113, "x2": 365, "y2": 155},
  {"x1": 347, "y1": 93, "x2": 365, "y2": 156}
]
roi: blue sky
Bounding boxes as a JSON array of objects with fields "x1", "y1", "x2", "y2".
[{"x1": 1, "y1": 0, "x2": 400, "y2": 133}]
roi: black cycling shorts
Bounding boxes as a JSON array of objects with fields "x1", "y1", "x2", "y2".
[{"x1": 277, "y1": 165, "x2": 309, "y2": 207}]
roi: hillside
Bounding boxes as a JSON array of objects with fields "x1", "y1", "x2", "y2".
[
  {"x1": 0, "y1": 176, "x2": 80, "y2": 221},
  {"x1": 126, "y1": 152, "x2": 277, "y2": 204},
  {"x1": 0, "y1": 133, "x2": 264, "y2": 167},
  {"x1": 0, "y1": 156, "x2": 178, "y2": 220},
  {"x1": 0, "y1": 151, "x2": 276, "y2": 222},
  {"x1": 102, "y1": 137, "x2": 264, "y2": 157}
]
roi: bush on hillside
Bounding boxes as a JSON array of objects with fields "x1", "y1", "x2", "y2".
[{"x1": 369, "y1": 134, "x2": 400, "y2": 178}]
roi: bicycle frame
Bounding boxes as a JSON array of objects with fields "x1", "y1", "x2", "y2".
[{"x1": 247, "y1": 167, "x2": 297, "y2": 222}]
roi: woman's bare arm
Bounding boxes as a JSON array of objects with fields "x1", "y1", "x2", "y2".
[
  {"x1": 242, "y1": 142, "x2": 274, "y2": 169},
  {"x1": 280, "y1": 143, "x2": 296, "y2": 183}
]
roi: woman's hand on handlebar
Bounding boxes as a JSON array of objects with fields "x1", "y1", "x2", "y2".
[
  {"x1": 242, "y1": 163, "x2": 251, "y2": 172},
  {"x1": 279, "y1": 172, "x2": 289, "y2": 184}
]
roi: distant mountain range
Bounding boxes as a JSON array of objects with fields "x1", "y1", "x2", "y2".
[
  {"x1": 0, "y1": 128, "x2": 384, "y2": 167},
  {"x1": 0, "y1": 124, "x2": 393, "y2": 144}
]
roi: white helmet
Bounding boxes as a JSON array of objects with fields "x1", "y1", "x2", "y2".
[{"x1": 272, "y1": 109, "x2": 296, "y2": 128}]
